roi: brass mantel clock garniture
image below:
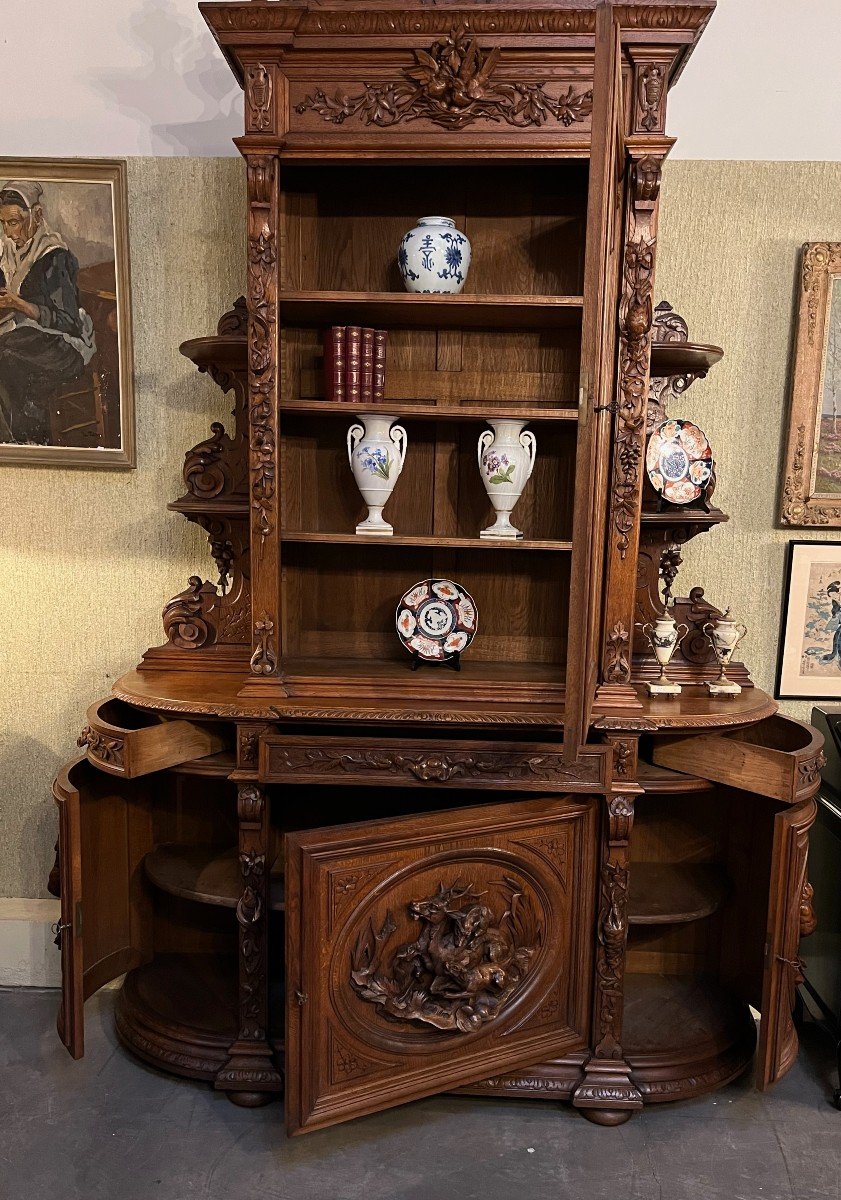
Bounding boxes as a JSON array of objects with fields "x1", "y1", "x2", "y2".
[{"x1": 50, "y1": 0, "x2": 823, "y2": 1137}]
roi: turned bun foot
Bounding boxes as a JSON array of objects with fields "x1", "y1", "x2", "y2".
[
  {"x1": 225, "y1": 1090, "x2": 277, "y2": 1108},
  {"x1": 579, "y1": 1107, "x2": 635, "y2": 1127}
]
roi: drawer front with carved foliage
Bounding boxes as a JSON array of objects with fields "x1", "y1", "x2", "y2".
[
  {"x1": 261, "y1": 735, "x2": 607, "y2": 792},
  {"x1": 285, "y1": 794, "x2": 597, "y2": 1133}
]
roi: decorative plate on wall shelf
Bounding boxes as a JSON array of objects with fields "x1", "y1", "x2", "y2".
[
  {"x1": 646, "y1": 418, "x2": 714, "y2": 505},
  {"x1": 396, "y1": 579, "x2": 478, "y2": 662}
]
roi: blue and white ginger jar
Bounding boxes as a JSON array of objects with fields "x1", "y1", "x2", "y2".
[{"x1": 397, "y1": 216, "x2": 472, "y2": 295}]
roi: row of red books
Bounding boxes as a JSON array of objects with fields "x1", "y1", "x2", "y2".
[{"x1": 322, "y1": 325, "x2": 387, "y2": 403}]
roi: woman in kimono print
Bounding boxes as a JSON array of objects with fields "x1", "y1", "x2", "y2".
[{"x1": 0, "y1": 180, "x2": 95, "y2": 444}]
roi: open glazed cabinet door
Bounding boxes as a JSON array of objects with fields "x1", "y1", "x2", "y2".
[
  {"x1": 285, "y1": 795, "x2": 597, "y2": 1134},
  {"x1": 54, "y1": 758, "x2": 152, "y2": 1057},
  {"x1": 564, "y1": 3, "x2": 626, "y2": 759}
]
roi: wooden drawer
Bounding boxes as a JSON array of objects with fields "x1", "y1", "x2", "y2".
[
  {"x1": 260, "y1": 735, "x2": 608, "y2": 792},
  {"x1": 651, "y1": 715, "x2": 825, "y2": 804},
  {"x1": 78, "y1": 697, "x2": 228, "y2": 779}
]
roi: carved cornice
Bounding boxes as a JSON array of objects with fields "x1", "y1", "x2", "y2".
[
  {"x1": 295, "y1": 27, "x2": 592, "y2": 131},
  {"x1": 205, "y1": 5, "x2": 714, "y2": 38}
]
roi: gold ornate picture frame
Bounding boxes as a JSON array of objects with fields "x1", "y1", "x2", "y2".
[
  {"x1": 0, "y1": 158, "x2": 135, "y2": 468},
  {"x1": 780, "y1": 242, "x2": 841, "y2": 526}
]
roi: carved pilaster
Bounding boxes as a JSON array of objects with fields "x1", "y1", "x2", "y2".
[
  {"x1": 573, "y1": 786, "x2": 643, "y2": 1121},
  {"x1": 216, "y1": 783, "x2": 282, "y2": 1104},
  {"x1": 241, "y1": 150, "x2": 286, "y2": 692},
  {"x1": 597, "y1": 150, "x2": 665, "y2": 706}
]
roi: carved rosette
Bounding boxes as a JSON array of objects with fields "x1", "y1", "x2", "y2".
[{"x1": 295, "y1": 26, "x2": 593, "y2": 132}]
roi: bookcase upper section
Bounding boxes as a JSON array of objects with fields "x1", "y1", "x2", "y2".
[{"x1": 200, "y1": 1, "x2": 715, "y2": 156}]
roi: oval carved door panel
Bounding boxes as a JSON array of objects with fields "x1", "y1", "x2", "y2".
[{"x1": 285, "y1": 795, "x2": 598, "y2": 1134}]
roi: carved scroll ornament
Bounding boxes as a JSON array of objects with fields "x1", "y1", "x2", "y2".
[
  {"x1": 296, "y1": 26, "x2": 593, "y2": 132},
  {"x1": 77, "y1": 725, "x2": 125, "y2": 769},
  {"x1": 350, "y1": 878, "x2": 541, "y2": 1033},
  {"x1": 162, "y1": 576, "x2": 218, "y2": 649}
]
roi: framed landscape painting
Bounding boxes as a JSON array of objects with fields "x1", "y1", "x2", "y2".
[
  {"x1": 0, "y1": 158, "x2": 135, "y2": 467},
  {"x1": 777, "y1": 540, "x2": 841, "y2": 699},
  {"x1": 780, "y1": 242, "x2": 841, "y2": 526}
]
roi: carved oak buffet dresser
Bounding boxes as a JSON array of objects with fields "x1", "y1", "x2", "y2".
[{"x1": 51, "y1": 0, "x2": 825, "y2": 1134}]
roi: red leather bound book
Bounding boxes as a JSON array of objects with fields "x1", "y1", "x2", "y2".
[
  {"x1": 322, "y1": 326, "x2": 346, "y2": 402},
  {"x1": 372, "y1": 329, "x2": 388, "y2": 403},
  {"x1": 345, "y1": 326, "x2": 362, "y2": 404},
  {"x1": 360, "y1": 328, "x2": 375, "y2": 404}
]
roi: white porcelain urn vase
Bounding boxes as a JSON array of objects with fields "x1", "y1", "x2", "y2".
[
  {"x1": 398, "y1": 216, "x2": 472, "y2": 294},
  {"x1": 703, "y1": 608, "x2": 748, "y2": 695},
  {"x1": 347, "y1": 414, "x2": 407, "y2": 536},
  {"x1": 477, "y1": 420, "x2": 537, "y2": 539},
  {"x1": 642, "y1": 611, "x2": 689, "y2": 696}
]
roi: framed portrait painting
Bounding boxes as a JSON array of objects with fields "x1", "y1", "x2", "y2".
[
  {"x1": 777, "y1": 540, "x2": 841, "y2": 699},
  {"x1": 780, "y1": 242, "x2": 841, "y2": 526},
  {"x1": 0, "y1": 158, "x2": 135, "y2": 468}
]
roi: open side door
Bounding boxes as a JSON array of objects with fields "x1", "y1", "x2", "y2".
[
  {"x1": 757, "y1": 797, "x2": 817, "y2": 1089},
  {"x1": 54, "y1": 757, "x2": 152, "y2": 1057},
  {"x1": 284, "y1": 795, "x2": 597, "y2": 1134},
  {"x1": 564, "y1": 4, "x2": 626, "y2": 759}
]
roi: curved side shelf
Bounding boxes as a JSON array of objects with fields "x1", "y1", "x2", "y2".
[
  {"x1": 636, "y1": 762, "x2": 715, "y2": 794},
  {"x1": 144, "y1": 844, "x2": 285, "y2": 911},
  {"x1": 628, "y1": 862, "x2": 730, "y2": 926},
  {"x1": 623, "y1": 973, "x2": 756, "y2": 1102},
  {"x1": 650, "y1": 341, "x2": 723, "y2": 378}
]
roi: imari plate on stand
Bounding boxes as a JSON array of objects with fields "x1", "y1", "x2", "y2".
[
  {"x1": 646, "y1": 418, "x2": 714, "y2": 505},
  {"x1": 396, "y1": 578, "x2": 478, "y2": 662}
]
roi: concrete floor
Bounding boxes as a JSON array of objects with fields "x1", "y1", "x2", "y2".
[{"x1": 1, "y1": 989, "x2": 841, "y2": 1200}]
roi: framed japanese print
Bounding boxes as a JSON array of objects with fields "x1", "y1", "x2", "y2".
[
  {"x1": 780, "y1": 242, "x2": 841, "y2": 526},
  {"x1": 776, "y1": 540, "x2": 841, "y2": 699},
  {"x1": 0, "y1": 158, "x2": 135, "y2": 468}
]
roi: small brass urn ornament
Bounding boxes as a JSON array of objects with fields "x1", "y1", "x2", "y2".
[
  {"x1": 642, "y1": 610, "x2": 688, "y2": 696},
  {"x1": 703, "y1": 609, "x2": 748, "y2": 696}
]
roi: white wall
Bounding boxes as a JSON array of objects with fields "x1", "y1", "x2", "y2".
[{"x1": 1, "y1": 0, "x2": 840, "y2": 159}]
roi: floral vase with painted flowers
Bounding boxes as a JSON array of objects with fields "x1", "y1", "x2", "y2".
[
  {"x1": 477, "y1": 420, "x2": 537, "y2": 539},
  {"x1": 347, "y1": 414, "x2": 407, "y2": 536},
  {"x1": 398, "y1": 216, "x2": 472, "y2": 294}
]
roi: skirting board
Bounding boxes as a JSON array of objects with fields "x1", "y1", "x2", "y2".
[{"x1": 0, "y1": 899, "x2": 62, "y2": 987}]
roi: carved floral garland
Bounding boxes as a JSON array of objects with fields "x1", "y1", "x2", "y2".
[{"x1": 295, "y1": 27, "x2": 593, "y2": 131}]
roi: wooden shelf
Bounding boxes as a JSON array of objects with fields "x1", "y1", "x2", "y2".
[
  {"x1": 641, "y1": 507, "x2": 728, "y2": 529},
  {"x1": 650, "y1": 341, "x2": 723, "y2": 378},
  {"x1": 278, "y1": 291, "x2": 584, "y2": 330},
  {"x1": 169, "y1": 496, "x2": 249, "y2": 518},
  {"x1": 628, "y1": 862, "x2": 729, "y2": 926},
  {"x1": 280, "y1": 399, "x2": 578, "y2": 422},
  {"x1": 636, "y1": 761, "x2": 715, "y2": 794},
  {"x1": 145, "y1": 844, "x2": 285, "y2": 911},
  {"x1": 282, "y1": 531, "x2": 572, "y2": 552},
  {"x1": 623, "y1": 973, "x2": 748, "y2": 1059}
]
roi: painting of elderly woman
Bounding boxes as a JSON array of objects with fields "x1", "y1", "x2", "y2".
[{"x1": 0, "y1": 160, "x2": 134, "y2": 466}]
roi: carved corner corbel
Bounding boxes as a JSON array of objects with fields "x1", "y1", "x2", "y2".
[{"x1": 162, "y1": 576, "x2": 219, "y2": 650}]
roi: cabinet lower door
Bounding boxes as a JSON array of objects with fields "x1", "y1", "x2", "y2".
[
  {"x1": 285, "y1": 795, "x2": 597, "y2": 1134},
  {"x1": 54, "y1": 758, "x2": 152, "y2": 1058},
  {"x1": 757, "y1": 797, "x2": 817, "y2": 1089}
]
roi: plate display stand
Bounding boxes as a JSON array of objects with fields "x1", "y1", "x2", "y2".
[{"x1": 50, "y1": 0, "x2": 824, "y2": 1136}]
